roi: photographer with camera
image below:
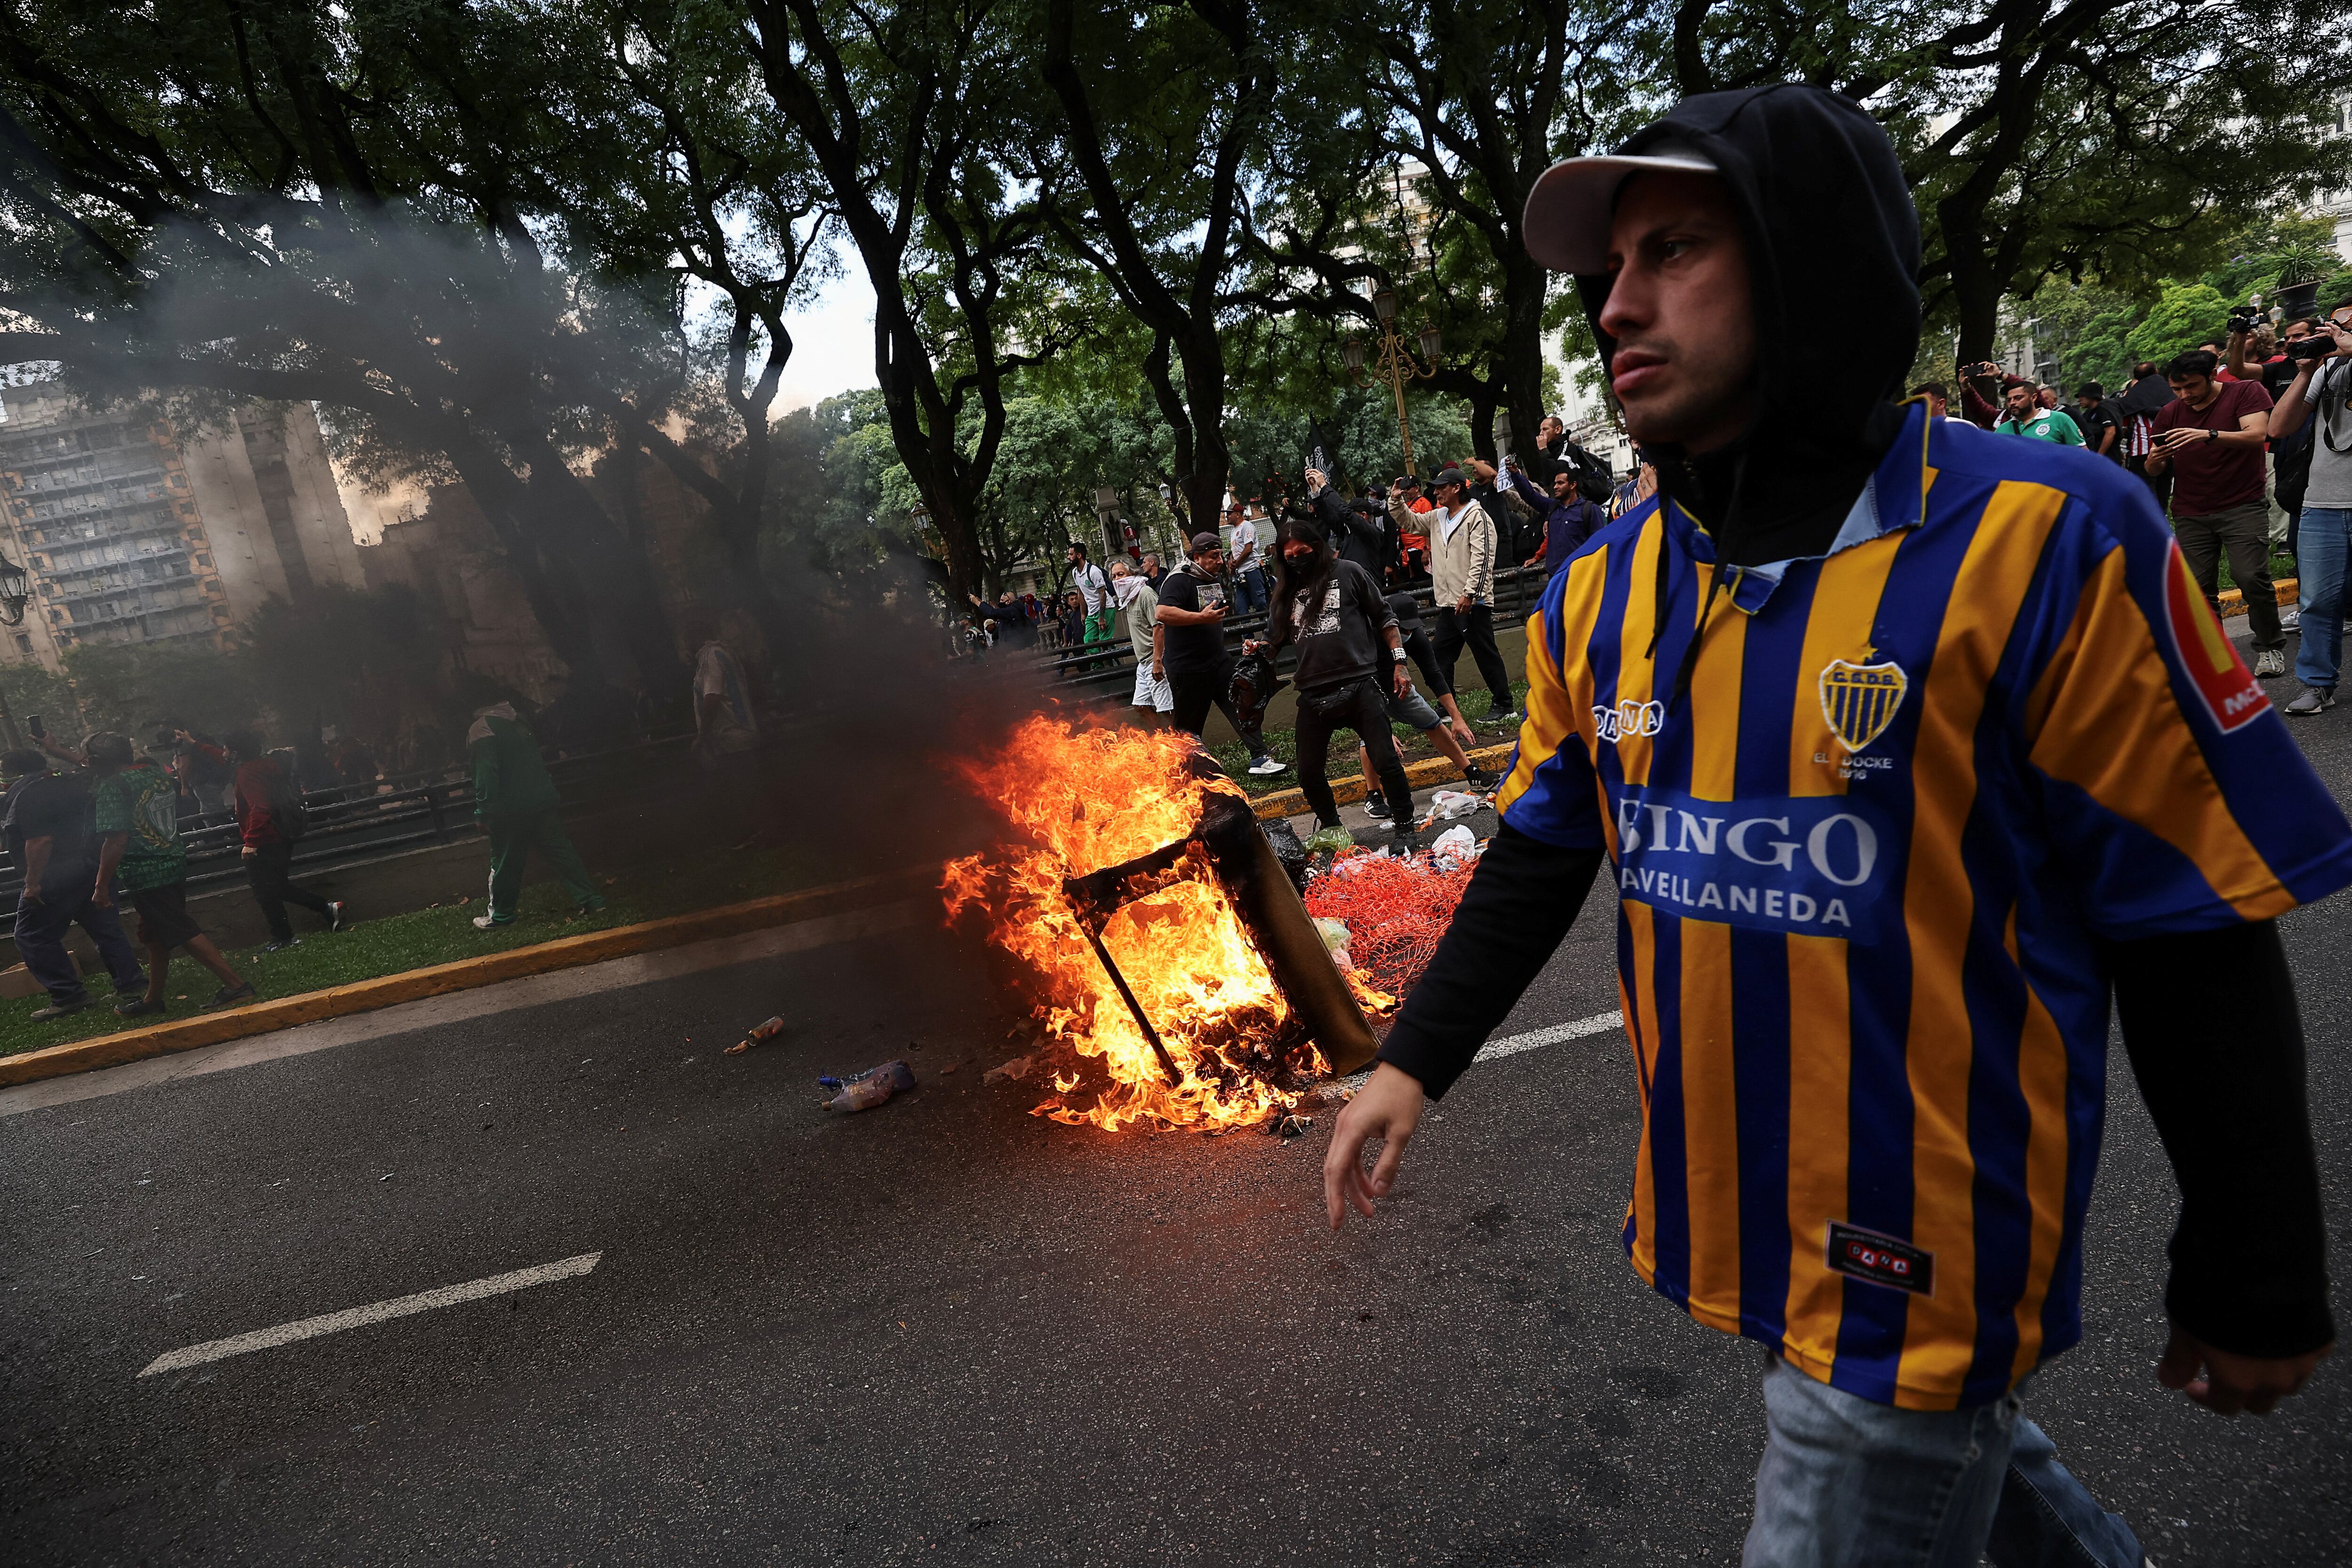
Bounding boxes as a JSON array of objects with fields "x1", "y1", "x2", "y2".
[
  {"x1": 2233, "y1": 314, "x2": 2329, "y2": 558},
  {"x1": 2267, "y1": 297, "x2": 2352, "y2": 714},
  {"x1": 2149, "y1": 348, "x2": 2286, "y2": 675}
]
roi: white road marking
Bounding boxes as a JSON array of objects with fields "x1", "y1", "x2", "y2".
[
  {"x1": 1473, "y1": 1010, "x2": 1625, "y2": 1061},
  {"x1": 138, "y1": 1252, "x2": 602, "y2": 1378},
  {"x1": 3, "y1": 899, "x2": 925, "y2": 1118},
  {"x1": 1324, "y1": 1008, "x2": 1624, "y2": 1096}
]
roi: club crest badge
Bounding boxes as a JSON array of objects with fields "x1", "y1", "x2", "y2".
[{"x1": 1818, "y1": 658, "x2": 1907, "y2": 753}]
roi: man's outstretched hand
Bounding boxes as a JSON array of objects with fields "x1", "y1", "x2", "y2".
[
  {"x1": 1324, "y1": 1063, "x2": 1426, "y2": 1228},
  {"x1": 2157, "y1": 1324, "x2": 2331, "y2": 1416}
]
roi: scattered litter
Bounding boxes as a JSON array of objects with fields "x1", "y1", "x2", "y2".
[
  {"x1": 1303, "y1": 825, "x2": 1355, "y2": 857},
  {"x1": 726, "y1": 1016, "x2": 786, "y2": 1055},
  {"x1": 1271, "y1": 1113, "x2": 1313, "y2": 1138},
  {"x1": 820, "y1": 1059, "x2": 916, "y2": 1113},
  {"x1": 1429, "y1": 824, "x2": 1482, "y2": 871},
  {"x1": 940, "y1": 1062, "x2": 960, "y2": 1075},
  {"x1": 1262, "y1": 819, "x2": 1310, "y2": 891},
  {"x1": 983, "y1": 1053, "x2": 1037, "y2": 1085},
  {"x1": 1420, "y1": 789, "x2": 1483, "y2": 827},
  {"x1": 378, "y1": 1173, "x2": 393, "y2": 1182}
]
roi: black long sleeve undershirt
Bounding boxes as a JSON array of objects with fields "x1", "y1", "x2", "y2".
[{"x1": 1378, "y1": 823, "x2": 2334, "y2": 1360}]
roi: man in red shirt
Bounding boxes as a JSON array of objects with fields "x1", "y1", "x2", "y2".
[
  {"x1": 2150, "y1": 348, "x2": 2285, "y2": 675},
  {"x1": 233, "y1": 743, "x2": 345, "y2": 950}
]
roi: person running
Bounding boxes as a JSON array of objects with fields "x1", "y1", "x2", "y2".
[
  {"x1": 82, "y1": 732, "x2": 252, "y2": 1013},
  {"x1": 231, "y1": 741, "x2": 344, "y2": 951},
  {"x1": 1249, "y1": 519, "x2": 1416, "y2": 853},
  {"x1": 466, "y1": 702, "x2": 604, "y2": 929},
  {"x1": 1328, "y1": 84, "x2": 2345, "y2": 1567}
]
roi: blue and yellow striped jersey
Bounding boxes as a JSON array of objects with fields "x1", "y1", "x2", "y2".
[{"x1": 1500, "y1": 402, "x2": 2352, "y2": 1410}]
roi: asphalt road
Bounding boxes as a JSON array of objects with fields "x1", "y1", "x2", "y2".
[{"x1": 6, "y1": 636, "x2": 2351, "y2": 1567}]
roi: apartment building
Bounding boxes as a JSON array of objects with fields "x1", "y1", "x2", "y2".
[{"x1": 0, "y1": 384, "x2": 365, "y2": 670}]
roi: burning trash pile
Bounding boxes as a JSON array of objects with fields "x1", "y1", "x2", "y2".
[{"x1": 943, "y1": 715, "x2": 1383, "y2": 1132}]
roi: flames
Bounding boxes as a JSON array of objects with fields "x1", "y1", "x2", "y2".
[{"x1": 941, "y1": 713, "x2": 1331, "y2": 1131}]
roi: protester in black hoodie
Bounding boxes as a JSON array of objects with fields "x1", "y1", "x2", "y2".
[
  {"x1": 1325, "y1": 84, "x2": 2341, "y2": 1568},
  {"x1": 1250, "y1": 518, "x2": 1417, "y2": 850}
]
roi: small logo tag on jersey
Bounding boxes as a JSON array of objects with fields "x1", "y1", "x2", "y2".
[
  {"x1": 1827, "y1": 1221, "x2": 1933, "y2": 1297},
  {"x1": 1817, "y1": 659, "x2": 1907, "y2": 752},
  {"x1": 1593, "y1": 698, "x2": 1665, "y2": 745},
  {"x1": 2161, "y1": 541, "x2": 2268, "y2": 732}
]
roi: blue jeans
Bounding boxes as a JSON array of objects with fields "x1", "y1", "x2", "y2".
[
  {"x1": 13, "y1": 891, "x2": 148, "y2": 1004},
  {"x1": 1231, "y1": 566, "x2": 1268, "y2": 616},
  {"x1": 2293, "y1": 506, "x2": 2352, "y2": 690},
  {"x1": 1746, "y1": 1355, "x2": 2142, "y2": 1568}
]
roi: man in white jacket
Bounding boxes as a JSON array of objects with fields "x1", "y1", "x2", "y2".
[{"x1": 1390, "y1": 465, "x2": 1518, "y2": 724}]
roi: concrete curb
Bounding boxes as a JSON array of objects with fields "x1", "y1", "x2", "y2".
[
  {"x1": 0, "y1": 866, "x2": 939, "y2": 1090},
  {"x1": 1252, "y1": 743, "x2": 1517, "y2": 821},
  {"x1": 2218, "y1": 577, "x2": 2298, "y2": 618}
]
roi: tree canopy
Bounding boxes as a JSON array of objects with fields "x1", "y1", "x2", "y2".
[{"x1": 2, "y1": 0, "x2": 2345, "y2": 697}]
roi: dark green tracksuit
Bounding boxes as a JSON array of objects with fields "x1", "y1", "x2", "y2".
[{"x1": 469, "y1": 704, "x2": 596, "y2": 922}]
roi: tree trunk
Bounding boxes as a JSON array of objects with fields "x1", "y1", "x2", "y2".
[{"x1": 1500, "y1": 252, "x2": 1551, "y2": 460}]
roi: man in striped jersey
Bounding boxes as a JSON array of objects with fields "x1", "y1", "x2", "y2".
[{"x1": 1326, "y1": 85, "x2": 2344, "y2": 1567}]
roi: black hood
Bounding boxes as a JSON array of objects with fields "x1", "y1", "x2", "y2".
[{"x1": 1574, "y1": 85, "x2": 1921, "y2": 564}]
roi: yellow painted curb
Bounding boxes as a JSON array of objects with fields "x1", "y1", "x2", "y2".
[
  {"x1": 2218, "y1": 577, "x2": 2297, "y2": 617},
  {"x1": 1252, "y1": 743, "x2": 1517, "y2": 821},
  {"x1": 0, "y1": 866, "x2": 939, "y2": 1090}
]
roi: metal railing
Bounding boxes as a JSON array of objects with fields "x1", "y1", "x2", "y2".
[
  {"x1": 996, "y1": 563, "x2": 1552, "y2": 701},
  {"x1": 0, "y1": 730, "x2": 706, "y2": 937}
]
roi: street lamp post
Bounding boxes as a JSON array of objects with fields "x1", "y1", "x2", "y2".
[
  {"x1": 0, "y1": 550, "x2": 29, "y2": 748},
  {"x1": 1093, "y1": 486, "x2": 1121, "y2": 562},
  {"x1": 1343, "y1": 288, "x2": 1442, "y2": 478}
]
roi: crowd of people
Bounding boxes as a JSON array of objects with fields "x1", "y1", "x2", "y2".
[
  {"x1": 954, "y1": 417, "x2": 1625, "y2": 850},
  {"x1": 1894, "y1": 300, "x2": 2352, "y2": 701}
]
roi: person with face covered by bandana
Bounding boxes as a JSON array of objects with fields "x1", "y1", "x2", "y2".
[{"x1": 1323, "y1": 85, "x2": 2346, "y2": 1567}]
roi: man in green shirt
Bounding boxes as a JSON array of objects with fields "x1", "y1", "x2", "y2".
[
  {"x1": 1995, "y1": 379, "x2": 2086, "y2": 445},
  {"x1": 85, "y1": 731, "x2": 252, "y2": 1013},
  {"x1": 468, "y1": 703, "x2": 603, "y2": 929}
]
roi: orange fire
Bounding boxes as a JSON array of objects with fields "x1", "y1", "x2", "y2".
[{"x1": 942, "y1": 713, "x2": 1337, "y2": 1131}]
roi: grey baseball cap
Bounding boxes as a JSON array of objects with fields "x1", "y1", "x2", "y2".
[{"x1": 1522, "y1": 142, "x2": 1721, "y2": 274}]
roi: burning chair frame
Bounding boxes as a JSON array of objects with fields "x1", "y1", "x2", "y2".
[{"x1": 1059, "y1": 789, "x2": 1379, "y2": 1086}]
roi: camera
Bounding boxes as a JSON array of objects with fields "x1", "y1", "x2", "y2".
[
  {"x1": 25, "y1": 712, "x2": 44, "y2": 740},
  {"x1": 2225, "y1": 306, "x2": 2261, "y2": 338},
  {"x1": 2286, "y1": 332, "x2": 2339, "y2": 363}
]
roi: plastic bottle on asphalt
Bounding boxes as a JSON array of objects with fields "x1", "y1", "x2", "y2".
[{"x1": 820, "y1": 1059, "x2": 916, "y2": 1112}]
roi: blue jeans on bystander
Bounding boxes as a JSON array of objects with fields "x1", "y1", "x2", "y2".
[
  {"x1": 1744, "y1": 1354, "x2": 2142, "y2": 1568},
  {"x1": 1230, "y1": 566, "x2": 1268, "y2": 617},
  {"x1": 2293, "y1": 506, "x2": 2352, "y2": 692}
]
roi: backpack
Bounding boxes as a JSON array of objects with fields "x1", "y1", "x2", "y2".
[{"x1": 265, "y1": 762, "x2": 310, "y2": 844}]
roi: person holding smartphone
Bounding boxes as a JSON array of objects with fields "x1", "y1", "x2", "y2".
[{"x1": 2269, "y1": 299, "x2": 2352, "y2": 714}]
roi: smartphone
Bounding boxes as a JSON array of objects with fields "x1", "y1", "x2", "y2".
[{"x1": 25, "y1": 712, "x2": 43, "y2": 740}]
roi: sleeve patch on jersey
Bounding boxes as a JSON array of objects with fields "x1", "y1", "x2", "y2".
[
  {"x1": 1827, "y1": 1221, "x2": 1934, "y2": 1297},
  {"x1": 2161, "y1": 541, "x2": 2269, "y2": 732}
]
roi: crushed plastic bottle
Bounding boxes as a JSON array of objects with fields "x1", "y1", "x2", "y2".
[{"x1": 820, "y1": 1059, "x2": 916, "y2": 1113}]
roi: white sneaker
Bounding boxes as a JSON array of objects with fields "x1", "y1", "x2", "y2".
[
  {"x1": 2253, "y1": 647, "x2": 2287, "y2": 677},
  {"x1": 1246, "y1": 755, "x2": 1287, "y2": 776},
  {"x1": 2284, "y1": 685, "x2": 2336, "y2": 716}
]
